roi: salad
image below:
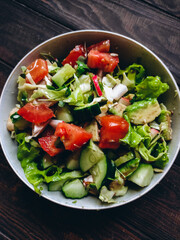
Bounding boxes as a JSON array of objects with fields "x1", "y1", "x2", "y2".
[{"x1": 7, "y1": 39, "x2": 172, "y2": 203}]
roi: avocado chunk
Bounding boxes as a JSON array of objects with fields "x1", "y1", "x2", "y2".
[
  {"x1": 52, "y1": 64, "x2": 75, "y2": 87},
  {"x1": 157, "y1": 104, "x2": 172, "y2": 141},
  {"x1": 109, "y1": 102, "x2": 127, "y2": 117},
  {"x1": 125, "y1": 98, "x2": 161, "y2": 125},
  {"x1": 84, "y1": 119, "x2": 100, "y2": 142}
]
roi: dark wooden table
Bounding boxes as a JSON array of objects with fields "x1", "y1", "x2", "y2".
[{"x1": 0, "y1": 1, "x2": 180, "y2": 239}]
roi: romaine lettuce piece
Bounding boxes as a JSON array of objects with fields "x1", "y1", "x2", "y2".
[{"x1": 136, "y1": 76, "x2": 169, "y2": 100}]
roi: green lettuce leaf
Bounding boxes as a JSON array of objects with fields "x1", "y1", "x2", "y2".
[
  {"x1": 125, "y1": 63, "x2": 145, "y2": 85},
  {"x1": 64, "y1": 87, "x2": 84, "y2": 106},
  {"x1": 120, "y1": 115, "x2": 143, "y2": 148},
  {"x1": 136, "y1": 76, "x2": 169, "y2": 100},
  {"x1": 102, "y1": 74, "x2": 120, "y2": 88},
  {"x1": 119, "y1": 63, "x2": 145, "y2": 90},
  {"x1": 16, "y1": 133, "x2": 41, "y2": 167},
  {"x1": 24, "y1": 163, "x2": 62, "y2": 193},
  {"x1": 15, "y1": 133, "x2": 63, "y2": 193},
  {"x1": 138, "y1": 136, "x2": 168, "y2": 165},
  {"x1": 79, "y1": 74, "x2": 91, "y2": 93},
  {"x1": 135, "y1": 124, "x2": 152, "y2": 148},
  {"x1": 29, "y1": 87, "x2": 67, "y2": 101},
  {"x1": 17, "y1": 76, "x2": 28, "y2": 105}
]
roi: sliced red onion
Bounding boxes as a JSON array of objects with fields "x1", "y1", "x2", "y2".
[
  {"x1": 49, "y1": 119, "x2": 64, "y2": 129},
  {"x1": 32, "y1": 120, "x2": 50, "y2": 137}
]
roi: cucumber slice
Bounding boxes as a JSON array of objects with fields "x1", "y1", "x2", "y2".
[
  {"x1": 73, "y1": 102, "x2": 101, "y2": 122},
  {"x1": 128, "y1": 163, "x2": 154, "y2": 187},
  {"x1": 62, "y1": 179, "x2": 88, "y2": 199},
  {"x1": 38, "y1": 154, "x2": 54, "y2": 170},
  {"x1": 119, "y1": 158, "x2": 140, "y2": 178},
  {"x1": 114, "y1": 152, "x2": 134, "y2": 167},
  {"x1": 89, "y1": 155, "x2": 107, "y2": 190},
  {"x1": 52, "y1": 64, "x2": 75, "y2": 87},
  {"x1": 48, "y1": 170, "x2": 84, "y2": 191},
  {"x1": 48, "y1": 180, "x2": 65, "y2": 191},
  {"x1": 66, "y1": 150, "x2": 81, "y2": 170},
  {"x1": 10, "y1": 112, "x2": 29, "y2": 130},
  {"x1": 55, "y1": 105, "x2": 73, "y2": 122},
  {"x1": 80, "y1": 140, "x2": 104, "y2": 172}
]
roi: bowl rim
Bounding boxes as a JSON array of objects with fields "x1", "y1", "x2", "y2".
[{"x1": 0, "y1": 29, "x2": 180, "y2": 210}]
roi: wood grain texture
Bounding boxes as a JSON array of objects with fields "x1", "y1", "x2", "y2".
[
  {"x1": 142, "y1": 0, "x2": 180, "y2": 18},
  {"x1": 14, "y1": 0, "x2": 180, "y2": 85},
  {"x1": 0, "y1": 0, "x2": 71, "y2": 67}
]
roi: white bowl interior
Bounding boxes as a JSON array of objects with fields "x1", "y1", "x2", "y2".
[{"x1": 0, "y1": 30, "x2": 180, "y2": 210}]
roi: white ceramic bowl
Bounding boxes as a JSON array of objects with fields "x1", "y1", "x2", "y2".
[{"x1": 0, "y1": 30, "x2": 180, "y2": 210}]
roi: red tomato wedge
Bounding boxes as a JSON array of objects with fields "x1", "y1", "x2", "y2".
[
  {"x1": 26, "y1": 59, "x2": 48, "y2": 84},
  {"x1": 38, "y1": 135, "x2": 64, "y2": 157},
  {"x1": 87, "y1": 40, "x2": 110, "y2": 52},
  {"x1": 87, "y1": 50, "x2": 119, "y2": 72},
  {"x1": 17, "y1": 103, "x2": 55, "y2": 124},
  {"x1": 62, "y1": 44, "x2": 86, "y2": 67},
  {"x1": 55, "y1": 122, "x2": 92, "y2": 151},
  {"x1": 99, "y1": 115, "x2": 129, "y2": 149}
]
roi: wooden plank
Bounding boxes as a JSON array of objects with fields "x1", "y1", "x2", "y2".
[
  {"x1": 142, "y1": 0, "x2": 180, "y2": 18},
  {"x1": 0, "y1": 0, "x2": 71, "y2": 67},
  {"x1": 14, "y1": 0, "x2": 180, "y2": 85},
  {"x1": 0, "y1": 60, "x2": 12, "y2": 95}
]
